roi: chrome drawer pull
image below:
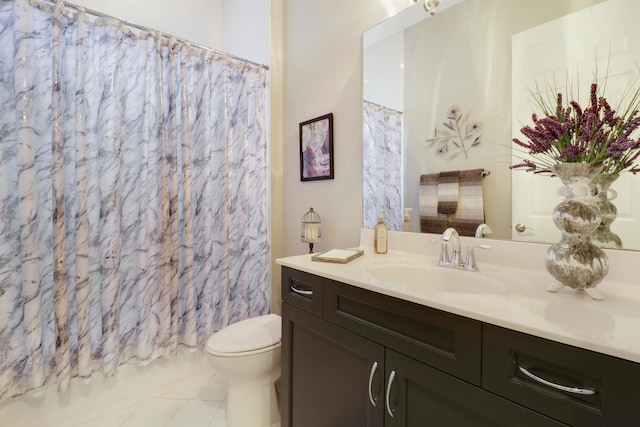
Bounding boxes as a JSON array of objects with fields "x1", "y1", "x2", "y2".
[
  {"x1": 385, "y1": 370, "x2": 396, "y2": 418},
  {"x1": 368, "y1": 361, "x2": 379, "y2": 407},
  {"x1": 518, "y1": 366, "x2": 596, "y2": 395},
  {"x1": 290, "y1": 284, "x2": 313, "y2": 296}
]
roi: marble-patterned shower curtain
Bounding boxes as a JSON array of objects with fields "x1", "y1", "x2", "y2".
[
  {"x1": 363, "y1": 101, "x2": 403, "y2": 230},
  {"x1": 0, "y1": 0, "x2": 269, "y2": 402}
]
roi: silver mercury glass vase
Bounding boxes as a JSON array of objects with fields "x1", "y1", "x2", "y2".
[
  {"x1": 545, "y1": 163, "x2": 609, "y2": 300},
  {"x1": 592, "y1": 173, "x2": 623, "y2": 249}
]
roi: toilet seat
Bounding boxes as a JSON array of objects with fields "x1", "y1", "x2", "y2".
[{"x1": 205, "y1": 313, "x2": 281, "y2": 356}]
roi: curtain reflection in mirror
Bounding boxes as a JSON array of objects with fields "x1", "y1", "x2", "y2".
[{"x1": 363, "y1": 101, "x2": 404, "y2": 230}]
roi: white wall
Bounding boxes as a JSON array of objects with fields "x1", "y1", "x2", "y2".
[
  {"x1": 364, "y1": 32, "x2": 404, "y2": 112},
  {"x1": 224, "y1": 0, "x2": 271, "y2": 65},
  {"x1": 281, "y1": 0, "x2": 409, "y2": 257},
  {"x1": 79, "y1": 0, "x2": 224, "y2": 51},
  {"x1": 79, "y1": 0, "x2": 270, "y2": 67},
  {"x1": 270, "y1": 0, "x2": 285, "y2": 312}
]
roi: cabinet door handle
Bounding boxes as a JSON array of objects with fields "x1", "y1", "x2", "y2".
[
  {"x1": 385, "y1": 370, "x2": 396, "y2": 418},
  {"x1": 518, "y1": 366, "x2": 596, "y2": 395},
  {"x1": 290, "y1": 284, "x2": 313, "y2": 296},
  {"x1": 368, "y1": 361, "x2": 379, "y2": 407}
]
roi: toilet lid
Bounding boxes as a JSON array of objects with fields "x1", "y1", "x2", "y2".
[{"x1": 206, "y1": 313, "x2": 281, "y2": 354}]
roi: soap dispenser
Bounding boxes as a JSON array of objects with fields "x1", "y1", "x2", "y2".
[
  {"x1": 374, "y1": 209, "x2": 388, "y2": 254},
  {"x1": 403, "y1": 208, "x2": 412, "y2": 232}
]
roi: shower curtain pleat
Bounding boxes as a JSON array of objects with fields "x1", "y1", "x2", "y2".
[
  {"x1": 14, "y1": 0, "x2": 55, "y2": 396},
  {"x1": 179, "y1": 46, "x2": 197, "y2": 348},
  {"x1": 210, "y1": 57, "x2": 232, "y2": 331},
  {"x1": 51, "y1": 1, "x2": 71, "y2": 391},
  {"x1": 226, "y1": 62, "x2": 249, "y2": 324},
  {"x1": 72, "y1": 12, "x2": 92, "y2": 381},
  {"x1": 245, "y1": 69, "x2": 269, "y2": 315},
  {"x1": 132, "y1": 34, "x2": 163, "y2": 361},
  {"x1": 0, "y1": 0, "x2": 270, "y2": 403},
  {"x1": 190, "y1": 52, "x2": 215, "y2": 342}
]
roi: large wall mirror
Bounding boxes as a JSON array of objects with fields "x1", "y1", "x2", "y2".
[{"x1": 363, "y1": 0, "x2": 640, "y2": 250}]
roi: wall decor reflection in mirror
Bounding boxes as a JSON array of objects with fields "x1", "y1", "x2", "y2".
[{"x1": 425, "y1": 106, "x2": 483, "y2": 161}]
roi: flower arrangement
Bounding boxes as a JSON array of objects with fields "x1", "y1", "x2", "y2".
[{"x1": 511, "y1": 81, "x2": 640, "y2": 174}]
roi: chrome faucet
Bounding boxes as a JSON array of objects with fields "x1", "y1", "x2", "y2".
[
  {"x1": 475, "y1": 223, "x2": 492, "y2": 238},
  {"x1": 440, "y1": 227, "x2": 463, "y2": 266},
  {"x1": 435, "y1": 227, "x2": 490, "y2": 271}
]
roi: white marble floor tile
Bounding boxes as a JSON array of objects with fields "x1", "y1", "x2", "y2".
[
  {"x1": 75, "y1": 405, "x2": 139, "y2": 427},
  {"x1": 46, "y1": 374, "x2": 229, "y2": 427},
  {"x1": 207, "y1": 402, "x2": 226, "y2": 427},
  {"x1": 119, "y1": 398, "x2": 221, "y2": 427},
  {"x1": 160, "y1": 374, "x2": 227, "y2": 402}
]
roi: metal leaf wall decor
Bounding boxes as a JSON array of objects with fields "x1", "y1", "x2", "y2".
[{"x1": 425, "y1": 106, "x2": 482, "y2": 161}]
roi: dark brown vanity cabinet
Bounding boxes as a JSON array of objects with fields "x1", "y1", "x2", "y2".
[{"x1": 281, "y1": 266, "x2": 576, "y2": 426}]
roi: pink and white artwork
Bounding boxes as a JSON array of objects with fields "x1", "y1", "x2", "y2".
[{"x1": 300, "y1": 113, "x2": 334, "y2": 181}]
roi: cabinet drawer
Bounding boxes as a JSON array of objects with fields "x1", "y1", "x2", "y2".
[
  {"x1": 386, "y1": 349, "x2": 567, "y2": 426},
  {"x1": 482, "y1": 324, "x2": 640, "y2": 427},
  {"x1": 324, "y1": 279, "x2": 482, "y2": 385},
  {"x1": 281, "y1": 267, "x2": 323, "y2": 317}
]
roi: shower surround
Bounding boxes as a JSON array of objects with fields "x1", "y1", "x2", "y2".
[{"x1": 0, "y1": 0, "x2": 269, "y2": 403}]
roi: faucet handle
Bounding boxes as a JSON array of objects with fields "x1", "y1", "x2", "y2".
[
  {"x1": 464, "y1": 244, "x2": 491, "y2": 271},
  {"x1": 430, "y1": 239, "x2": 450, "y2": 265}
]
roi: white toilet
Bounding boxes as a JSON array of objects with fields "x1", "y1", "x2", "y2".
[{"x1": 205, "y1": 313, "x2": 282, "y2": 427}]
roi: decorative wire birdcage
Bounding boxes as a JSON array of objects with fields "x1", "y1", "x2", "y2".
[{"x1": 301, "y1": 207, "x2": 322, "y2": 253}]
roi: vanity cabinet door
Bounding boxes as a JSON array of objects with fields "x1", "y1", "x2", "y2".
[
  {"x1": 281, "y1": 303, "x2": 385, "y2": 427},
  {"x1": 384, "y1": 350, "x2": 567, "y2": 427}
]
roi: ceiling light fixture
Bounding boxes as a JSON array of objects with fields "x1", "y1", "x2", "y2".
[{"x1": 413, "y1": 0, "x2": 441, "y2": 15}]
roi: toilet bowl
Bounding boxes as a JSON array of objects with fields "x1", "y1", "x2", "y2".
[{"x1": 205, "y1": 313, "x2": 281, "y2": 427}]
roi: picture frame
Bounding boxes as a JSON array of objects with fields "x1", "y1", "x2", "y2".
[{"x1": 300, "y1": 113, "x2": 334, "y2": 181}]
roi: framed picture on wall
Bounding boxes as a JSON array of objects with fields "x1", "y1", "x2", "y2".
[{"x1": 300, "y1": 113, "x2": 334, "y2": 181}]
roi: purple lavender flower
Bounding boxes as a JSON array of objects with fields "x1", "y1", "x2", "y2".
[
  {"x1": 607, "y1": 139, "x2": 640, "y2": 157},
  {"x1": 558, "y1": 144, "x2": 585, "y2": 162},
  {"x1": 512, "y1": 81, "x2": 640, "y2": 174},
  {"x1": 509, "y1": 159, "x2": 538, "y2": 170}
]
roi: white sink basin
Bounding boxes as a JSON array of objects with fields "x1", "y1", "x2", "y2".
[{"x1": 363, "y1": 262, "x2": 509, "y2": 294}]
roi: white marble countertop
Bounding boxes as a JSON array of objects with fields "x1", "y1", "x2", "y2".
[{"x1": 276, "y1": 229, "x2": 640, "y2": 364}]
